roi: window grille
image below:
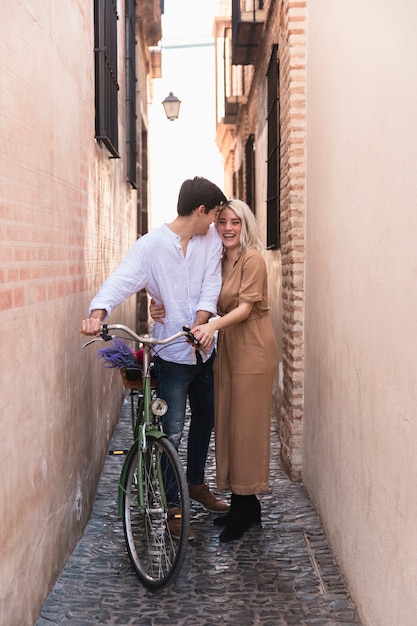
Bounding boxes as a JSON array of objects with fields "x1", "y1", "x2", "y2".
[
  {"x1": 126, "y1": 0, "x2": 137, "y2": 186},
  {"x1": 266, "y1": 45, "x2": 280, "y2": 249},
  {"x1": 138, "y1": 126, "x2": 149, "y2": 236},
  {"x1": 238, "y1": 164, "x2": 244, "y2": 200},
  {"x1": 233, "y1": 171, "x2": 238, "y2": 198},
  {"x1": 231, "y1": 0, "x2": 265, "y2": 66},
  {"x1": 94, "y1": 0, "x2": 120, "y2": 157},
  {"x1": 245, "y1": 134, "x2": 256, "y2": 213}
]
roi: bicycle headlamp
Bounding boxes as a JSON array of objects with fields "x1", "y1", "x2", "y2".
[{"x1": 150, "y1": 398, "x2": 168, "y2": 417}]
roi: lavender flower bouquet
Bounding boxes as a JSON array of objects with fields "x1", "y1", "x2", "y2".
[{"x1": 97, "y1": 338, "x2": 139, "y2": 369}]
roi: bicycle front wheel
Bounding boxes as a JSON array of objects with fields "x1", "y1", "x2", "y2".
[{"x1": 121, "y1": 434, "x2": 190, "y2": 590}]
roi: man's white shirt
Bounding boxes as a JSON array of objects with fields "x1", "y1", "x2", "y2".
[{"x1": 89, "y1": 224, "x2": 222, "y2": 364}]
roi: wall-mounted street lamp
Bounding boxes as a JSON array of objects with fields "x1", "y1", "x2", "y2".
[{"x1": 162, "y1": 92, "x2": 181, "y2": 121}]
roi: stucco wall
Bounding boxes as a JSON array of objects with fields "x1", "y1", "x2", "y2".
[
  {"x1": 304, "y1": 1, "x2": 417, "y2": 624},
  {"x1": 0, "y1": 2, "x2": 143, "y2": 624}
]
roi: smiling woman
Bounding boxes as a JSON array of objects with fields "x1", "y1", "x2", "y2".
[
  {"x1": 217, "y1": 209, "x2": 243, "y2": 277},
  {"x1": 192, "y1": 199, "x2": 277, "y2": 543}
]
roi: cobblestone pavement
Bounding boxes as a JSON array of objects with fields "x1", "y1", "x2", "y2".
[{"x1": 36, "y1": 395, "x2": 361, "y2": 626}]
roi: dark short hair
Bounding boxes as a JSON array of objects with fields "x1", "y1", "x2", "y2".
[{"x1": 177, "y1": 176, "x2": 227, "y2": 216}]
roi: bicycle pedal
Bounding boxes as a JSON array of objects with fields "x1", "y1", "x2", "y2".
[{"x1": 108, "y1": 449, "x2": 128, "y2": 455}]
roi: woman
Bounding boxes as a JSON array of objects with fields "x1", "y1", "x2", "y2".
[{"x1": 193, "y1": 199, "x2": 277, "y2": 543}]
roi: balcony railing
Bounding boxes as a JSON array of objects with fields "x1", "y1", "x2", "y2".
[
  {"x1": 224, "y1": 95, "x2": 247, "y2": 124},
  {"x1": 232, "y1": 0, "x2": 265, "y2": 66}
]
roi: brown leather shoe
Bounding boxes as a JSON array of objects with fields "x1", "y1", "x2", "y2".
[
  {"x1": 167, "y1": 507, "x2": 195, "y2": 541},
  {"x1": 188, "y1": 483, "x2": 229, "y2": 513}
]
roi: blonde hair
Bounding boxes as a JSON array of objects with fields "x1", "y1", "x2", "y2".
[{"x1": 219, "y1": 199, "x2": 263, "y2": 254}]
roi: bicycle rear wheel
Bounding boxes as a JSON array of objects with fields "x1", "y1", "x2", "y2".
[{"x1": 121, "y1": 434, "x2": 190, "y2": 590}]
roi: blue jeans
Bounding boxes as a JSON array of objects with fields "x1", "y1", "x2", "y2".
[{"x1": 153, "y1": 351, "x2": 215, "y2": 497}]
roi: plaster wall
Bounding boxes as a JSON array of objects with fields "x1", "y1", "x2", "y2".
[
  {"x1": 304, "y1": 2, "x2": 417, "y2": 623},
  {"x1": 0, "y1": 2, "x2": 141, "y2": 623}
]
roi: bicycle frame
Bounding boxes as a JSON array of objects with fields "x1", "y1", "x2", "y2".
[
  {"x1": 83, "y1": 322, "x2": 200, "y2": 588},
  {"x1": 117, "y1": 344, "x2": 166, "y2": 516},
  {"x1": 83, "y1": 323, "x2": 202, "y2": 516}
]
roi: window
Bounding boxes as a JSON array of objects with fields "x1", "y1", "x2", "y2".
[
  {"x1": 126, "y1": 0, "x2": 137, "y2": 186},
  {"x1": 232, "y1": 170, "x2": 238, "y2": 198},
  {"x1": 94, "y1": 0, "x2": 119, "y2": 157},
  {"x1": 266, "y1": 45, "x2": 280, "y2": 249},
  {"x1": 238, "y1": 164, "x2": 244, "y2": 200},
  {"x1": 245, "y1": 134, "x2": 256, "y2": 213}
]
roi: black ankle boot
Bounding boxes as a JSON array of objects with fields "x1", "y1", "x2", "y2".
[
  {"x1": 213, "y1": 514, "x2": 228, "y2": 527},
  {"x1": 213, "y1": 493, "x2": 237, "y2": 527},
  {"x1": 219, "y1": 494, "x2": 261, "y2": 543},
  {"x1": 247, "y1": 494, "x2": 261, "y2": 524}
]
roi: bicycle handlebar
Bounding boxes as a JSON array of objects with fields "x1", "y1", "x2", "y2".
[{"x1": 82, "y1": 323, "x2": 205, "y2": 353}]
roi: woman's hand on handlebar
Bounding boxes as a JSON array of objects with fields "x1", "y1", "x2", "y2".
[{"x1": 191, "y1": 323, "x2": 216, "y2": 352}]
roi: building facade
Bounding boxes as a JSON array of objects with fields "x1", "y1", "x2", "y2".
[
  {"x1": 214, "y1": 1, "x2": 417, "y2": 624},
  {"x1": 214, "y1": 0, "x2": 304, "y2": 480},
  {"x1": 0, "y1": 2, "x2": 161, "y2": 624}
]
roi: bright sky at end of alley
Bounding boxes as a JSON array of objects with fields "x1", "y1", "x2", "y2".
[
  {"x1": 162, "y1": 0, "x2": 219, "y2": 40},
  {"x1": 149, "y1": 0, "x2": 224, "y2": 229}
]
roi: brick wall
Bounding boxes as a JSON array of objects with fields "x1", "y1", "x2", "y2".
[
  {"x1": 214, "y1": 0, "x2": 307, "y2": 481},
  {"x1": 0, "y1": 183, "x2": 87, "y2": 310},
  {"x1": 278, "y1": 0, "x2": 307, "y2": 480},
  {"x1": 0, "y1": 1, "x2": 159, "y2": 623}
]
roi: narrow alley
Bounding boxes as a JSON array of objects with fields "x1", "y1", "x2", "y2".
[{"x1": 36, "y1": 397, "x2": 360, "y2": 626}]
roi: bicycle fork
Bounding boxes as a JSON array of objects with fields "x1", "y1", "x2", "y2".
[{"x1": 117, "y1": 426, "x2": 168, "y2": 516}]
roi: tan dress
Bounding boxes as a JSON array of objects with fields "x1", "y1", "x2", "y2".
[{"x1": 213, "y1": 249, "x2": 277, "y2": 495}]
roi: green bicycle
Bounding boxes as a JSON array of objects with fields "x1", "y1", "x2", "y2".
[{"x1": 84, "y1": 323, "x2": 201, "y2": 590}]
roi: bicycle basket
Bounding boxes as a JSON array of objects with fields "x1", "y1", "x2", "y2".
[
  {"x1": 120, "y1": 367, "x2": 143, "y2": 389},
  {"x1": 120, "y1": 366, "x2": 157, "y2": 390}
]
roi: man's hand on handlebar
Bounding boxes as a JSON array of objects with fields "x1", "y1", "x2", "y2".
[{"x1": 80, "y1": 310, "x2": 106, "y2": 336}]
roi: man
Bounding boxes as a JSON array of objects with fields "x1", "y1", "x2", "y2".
[{"x1": 81, "y1": 177, "x2": 229, "y2": 538}]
